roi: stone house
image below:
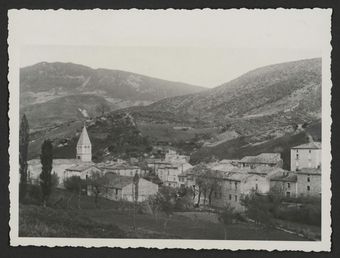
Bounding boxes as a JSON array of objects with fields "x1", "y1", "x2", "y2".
[
  {"x1": 164, "y1": 149, "x2": 190, "y2": 163},
  {"x1": 96, "y1": 163, "x2": 143, "y2": 177},
  {"x1": 269, "y1": 172, "x2": 298, "y2": 198},
  {"x1": 290, "y1": 142, "x2": 321, "y2": 171},
  {"x1": 156, "y1": 162, "x2": 192, "y2": 187},
  {"x1": 64, "y1": 163, "x2": 102, "y2": 180},
  {"x1": 27, "y1": 125, "x2": 95, "y2": 187},
  {"x1": 296, "y1": 168, "x2": 321, "y2": 197},
  {"x1": 211, "y1": 172, "x2": 270, "y2": 212},
  {"x1": 178, "y1": 168, "x2": 196, "y2": 188},
  {"x1": 93, "y1": 173, "x2": 158, "y2": 202},
  {"x1": 238, "y1": 153, "x2": 283, "y2": 169},
  {"x1": 27, "y1": 158, "x2": 93, "y2": 187}
]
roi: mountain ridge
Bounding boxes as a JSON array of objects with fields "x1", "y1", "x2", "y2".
[{"x1": 20, "y1": 61, "x2": 207, "y2": 128}]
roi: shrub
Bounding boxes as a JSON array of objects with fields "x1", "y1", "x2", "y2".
[{"x1": 26, "y1": 184, "x2": 42, "y2": 205}]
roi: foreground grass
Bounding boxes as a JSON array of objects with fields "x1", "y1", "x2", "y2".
[
  {"x1": 20, "y1": 188, "x2": 310, "y2": 240},
  {"x1": 19, "y1": 204, "x2": 125, "y2": 238},
  {"x1": 20, "y1": 205, "x2": 308, "y2": 240}
]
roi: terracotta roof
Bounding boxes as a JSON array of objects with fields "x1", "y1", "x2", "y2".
[
  {"x1": 270, "y1": 173, "x2": 297, "y2": 182},
  {"x1": 291, "y1": 142, "x2": 321, "y2": 149},
  {"x1": 239, "y1": 153, "x2": 282, "y2": 164},
  {"x1": 77, "y1": 126, "x2": 91, "y2": 146}
]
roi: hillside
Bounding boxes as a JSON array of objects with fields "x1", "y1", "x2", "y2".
[
  {"x1": 21, "y1": 94, "x2": 116, "y2": 130},
  {"x1": 144, "y1": 58, "x2": 321, "y2": 121},
  {"x1": 20, "y1": 62, "x2": 205, "y2": 129},
  {"x1": 20, "y1": 62, "x2": 205, "y2": 106},
  {"x1": 25, "y1": 58, "x2": 322, "y2": 163},
  {"x1": 115, "y1": 58, "x2": 322, "y2": 164},
  {"x1": 125, "y1": 58, "x2": 321, "y2": 138}
]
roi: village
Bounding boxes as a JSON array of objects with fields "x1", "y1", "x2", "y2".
[{"x1": 27, "y1": 124, "x2": 322, "y2": 214}]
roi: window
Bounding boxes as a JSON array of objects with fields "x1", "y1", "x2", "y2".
[
  {"x1": 235, "y1": 182, "x2": 238, "y2": 190},
  {"x1": 229, "y1": 194, "x2": 232, "y2": 200},
  {"x1": 235, "y1": 195, "x2": 238, "y2": 202},
  {"x1": 309, "y1": 149, "x2": 312, "y2": 153},
  {"x1": 307, "y1": 186, "x2": 310, "y2": 191},
  {"x1": 307, "y1": 176, "x2": 310, "y2": 182},
  {"x1": 296, "y1": 153, "x2": 299, "y2": 160},
  {"x1": 286, "y1": 191, "x2": 290, "y2": 197},
  {"x1": 255, "y1": 183, "x2": 258, "y2": 191},
  {"x1": 115, "y1": 189, "x2": 118, "y2": 195},
  {"x1": 287, "y1": 183, "x2": 290, "y2": 189}
]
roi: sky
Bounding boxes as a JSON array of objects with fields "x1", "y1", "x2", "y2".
[{"x1": 10, "y1": 9, "x2": 331, "y2": 88}]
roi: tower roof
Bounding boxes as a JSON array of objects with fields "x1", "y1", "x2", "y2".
[{"x1": 77, "y1": 126, "x2": 91, "y2": 146}]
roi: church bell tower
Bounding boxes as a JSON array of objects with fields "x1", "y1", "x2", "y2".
[{"x1": 76, "y1": 125, "x2": 92, "y2": 162}]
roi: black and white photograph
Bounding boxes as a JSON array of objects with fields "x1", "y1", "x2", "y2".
[{"x1": 8, "y1": 9, "x2": 332, "y2": 251}]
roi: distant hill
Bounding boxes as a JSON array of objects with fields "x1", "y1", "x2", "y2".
[
  {"x1": 117, "y1": 58, "x2": 322, "y2": 164},
  {"x1": 20, "y1": 62, "x2": 205, "y2": 128},
  {"x1": 21, "y1": 94, "x2": 114, "y2": 129},
  {"x1": 25, "y1": 58, "x2": 322, "y2": 164},
  {"x1": 143, "y1": 58, "x2": 321, "y2": 121}
]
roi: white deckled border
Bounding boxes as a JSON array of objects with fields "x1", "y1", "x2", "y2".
[{"x1": 8, "y1": 8, "x2": 332, "y2": 251}]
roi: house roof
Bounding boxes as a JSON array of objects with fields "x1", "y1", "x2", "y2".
[
  {"x1": 209, "y1": 162, "x2": 236, "y2": 172},
  {"x1": 77, "y1": 126, "x2": 91, "y2": 146},
  {"x1": 65, "y1": 163, "x2": 95, "y2": 172},
  {"x1": 239, "y1": 153, "x2": 282, "y2": 164},
  {"x1": 104, "y1": 174, "x2": 154, "y2": 188},
  {"x1": 270, "y1": 172, "x2": 297, "y2": 182},
  {"x1": 28, "y1": 158, "x2": 82, "y2": 166},
  {"x1": 296, "y1": 168, "x2": 321, "y2": 175},
  {"x1": 96, "y1": 163, "x2": 140, "y2": 170},
  {"x1": 225, "y1": 172, "x2": 253, "y2": 182},
  {"x1": 291, "y1": 142, "x2": 321, "y2": 149},
  {"x1": 104, "y1": 174, "x2": 134, "y2": 189}
]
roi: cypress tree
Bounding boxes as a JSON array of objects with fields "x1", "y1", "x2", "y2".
[
  {"x1": 19, "y1": 114, "x2": 29, "y2": 202},
  {"x1": 40, "y1": 140, "x2": 53, "y2": 207}
]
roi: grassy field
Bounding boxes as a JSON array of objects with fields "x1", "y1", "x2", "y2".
[{"x1": 20, "y1": 189, "x2": 308, "y2": 240}]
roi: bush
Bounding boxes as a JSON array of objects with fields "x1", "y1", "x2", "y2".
[
  {"x1": 275, "y1": 204, "x2": 321, "y2": 226},
  {"x1": 64, "y1": 176, "x2": 86, "y2": 193},
  {"x1": 26, "y1": 184, "x2": 42, "y2": 204}
]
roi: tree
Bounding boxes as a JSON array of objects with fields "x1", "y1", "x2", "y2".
[
  {"x1": 132, "y1": 173, "x2": 140, "y2": 230},
  {"x1": 191, "y1": 163, "x2": 208, "y2": 206},
  {"x1": 96, "y1": 103, "x2": 110, "y2": 117},
  {"x1": 175, "y1": 186, "x2": 194, "y2": 211},
  {"x1": 19, "y1": 114, "x2": 29, "y2": 202},
  {"x1": 51, "y1": 172, "x2": 59, "y2": 189},
  {"x1": 64, "y1": 176, "x2": 85, "y2": 209},
  {"x1": 218, "y1": 205, "x2": 236, "y2": 240},
  {"x1": 191, "y1": 163, "x2": 218, "y2": 207},
  {"x1": 87, "y1": 172, "x2": 105, "y2": 208},
  {"x1": 147, "y1": 187, "x2": 177, "y2": 231},
  {"x1": 241, "y1": 191, "x2": 274, "y2": 228},
  {"x1": 40, "y1": 140, "x2": 53, "y2": 207}
]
